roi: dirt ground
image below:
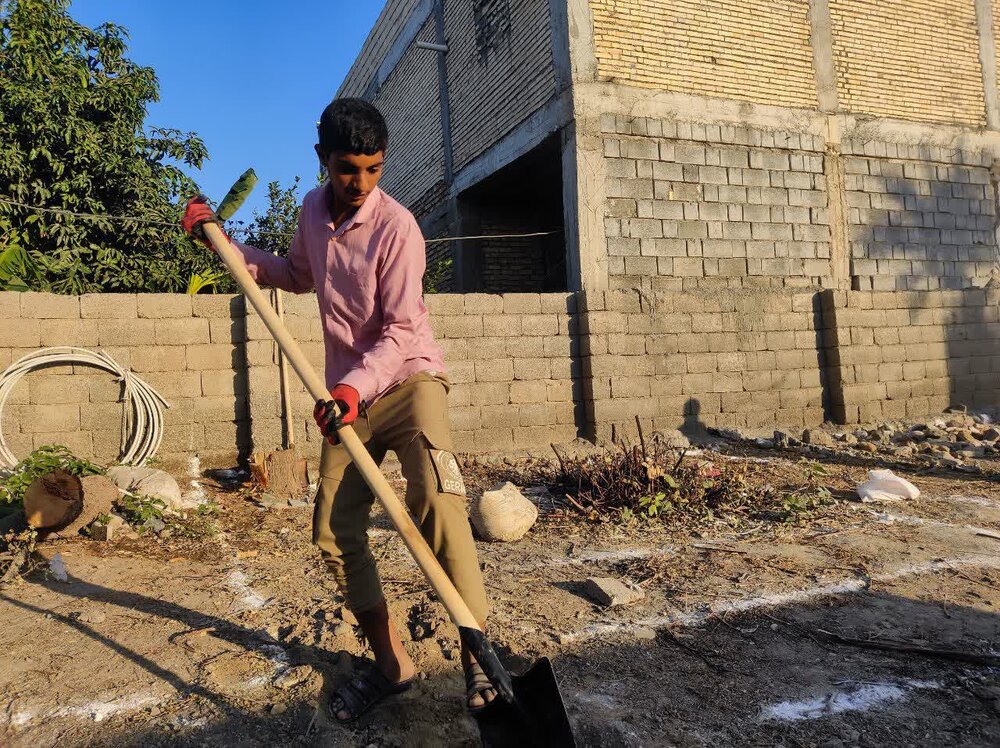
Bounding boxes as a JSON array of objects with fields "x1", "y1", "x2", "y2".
[{"x1": 2, "y1": 444, "x2": 1000, "y2": 747}]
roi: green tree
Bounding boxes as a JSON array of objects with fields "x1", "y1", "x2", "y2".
[
  {"x1": 238, "y1": 177, "x2": 301, "y2": 256},
  {"x1": 0, "y1": 0, "x2": 215, "y2": 293}
]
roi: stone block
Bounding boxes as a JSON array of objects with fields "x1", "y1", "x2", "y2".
[
  {"x1": 39, "y1": 318, "x2": 99, "y2": 347},
  {"x1": 154, "y1": 318, "x2": 210, "y2": 346},
  {"x1": 520, "y1": 315, "x2": 559, "y2": 336},
  {"x1": 138, "y1": 294, "x2": 193, "y2": 319},
  {"x1": 0, "y1": 293, "x2": 20, "y2": 318},
  {"x1": 470, "y1": 381, "x2": 510, "y2": 405},
  {"x1": 475, "y1": 359, "x2": 515, "y2": 383},
  {"x1": 97, "y1": 318, "x2": 156, "y2": 347},
  {"x1": 186, "y1": 344, "x2": 236, "y2": 371},
  {"x1": 510, "y1": 380, "x2": 547, "y2": 404},
  {"x1": 423, "y1": 294, "x2": 465, "y2": 315},
  {"x1": 130, "y1": 345, "x2": 187, "y2": 373},
  {"x1": 503, "y1": 294, "x2": 542, "y2": 314},
  {"x1": 1, "y1": 319, "x2": 40, "y2": 348},
  {"x1": 193, "y1": 294, "x2": 242, "y2": 318},
  {"x1": 27, "y1": 374, "x2": 88, "y2": 405},
  {"x1": 19, "y1": 292, "x2": 80, "y2": 319},
  {"x1": 462, "y1": 294, "x2": 503, "y2": 314},
  {"x1": 80, "y1": 293, "x2": 137, "y2": 319},
  {"x1": 433, "y1": 315, "x2": 483, "y2": 338}
]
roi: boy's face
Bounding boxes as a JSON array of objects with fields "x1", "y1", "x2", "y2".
[{"x1": 317, "y1": 147, "x2": 385, "y2": 210}]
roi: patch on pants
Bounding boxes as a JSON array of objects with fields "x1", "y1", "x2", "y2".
[{"x1": 429, "y1": 449, "x2": 466, "y2": 497}]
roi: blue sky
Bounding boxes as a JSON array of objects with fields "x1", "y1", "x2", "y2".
[{"x1": 70, "y1": 0, "x2": 386, "y2": 220}]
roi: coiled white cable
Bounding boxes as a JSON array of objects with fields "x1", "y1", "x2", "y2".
[{"x1": 0, "y1": 347, "x2": 170, "y2": 470}]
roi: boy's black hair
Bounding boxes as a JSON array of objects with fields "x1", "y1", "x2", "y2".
[{"x1": 316, "y1": 98, "x2": 389, "y2": 156}]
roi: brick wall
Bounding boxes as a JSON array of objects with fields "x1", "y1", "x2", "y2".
[
  {"x1": 600, "y1": 114, "x2": 999, "y2": 291},
  {"x1": 822, "y1": 288, "x2": 1000, "y2": 422},
  {"x1": 589, "y1": 0, "x2": 818, "y2": 110},
  {"x1": 601, "y1": 115, "x2": 833, "y2": 290},
  {"x1": 830, "y1": 0, "x2": 986, "y2": 127},
  {"x1": 0, "y1": 293, "x2": 249, "y2": 470},
  {"x1": 444, "y1": 0, "x2": 558, "y2": 170},
  {"x1": 243, "y1": 291, "x2": 582, "y2": 463},
  {"x1": 579, "y1": 289, "x2": 827, "y2": 442},
  {"x1": 4, "y1": 285, "x2": 1000, "y2": 468},
  {"x1": 369, "y1": 18, "x2": 446, "y2": 210},
  {"x1": 845, "y1": 143, "x2": 996, "y2": 290}
]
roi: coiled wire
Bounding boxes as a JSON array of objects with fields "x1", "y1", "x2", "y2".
[{"x1": 0, "y1": 347, "x2": 170, "y2": 470}]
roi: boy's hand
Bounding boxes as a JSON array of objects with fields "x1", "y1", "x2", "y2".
[
  {"x1": 181, "y1": 195, "x2": 229, "y2": 249},
  {"x1": 314, "y1": 384, "x2": 360, "y2": 445}
]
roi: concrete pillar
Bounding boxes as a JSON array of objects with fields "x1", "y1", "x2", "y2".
[
  {"x1": 823, "y1": 116, "x2": 852, "y2": 289},
  {"x1": 808, "y1": 0, "x2": 840, "y2": 113},
  {"x1": 975, "y1": 0, "x2": 1000, "y2": 130}
]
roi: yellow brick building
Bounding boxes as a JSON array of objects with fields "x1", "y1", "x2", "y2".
[{"x1": 341, "y1": 0, "x2": 1000, "y2": 294}]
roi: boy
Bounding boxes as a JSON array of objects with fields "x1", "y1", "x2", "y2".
[{"x1": 182, "y1": 98, "x2": 495, "y2": 721}]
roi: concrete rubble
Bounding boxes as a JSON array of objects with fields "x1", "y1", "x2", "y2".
[
  {"x1": 729, "y1": 408, "x2": 999, "y2": 474},
  {"x1": 584, "y1": 577, "x2": 646, "y2": 607}
]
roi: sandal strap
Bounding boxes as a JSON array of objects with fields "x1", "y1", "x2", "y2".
[
  {"x1": 465, "y1": 663, "x2": 495, "y2": 695},
  {"x1": 332, "y1": 666, "x2": 395, "y2": 719}
]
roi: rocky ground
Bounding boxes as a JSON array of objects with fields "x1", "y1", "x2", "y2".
[{"x1": 2, "y1": 418, "x2": 1000, "y2": 747}]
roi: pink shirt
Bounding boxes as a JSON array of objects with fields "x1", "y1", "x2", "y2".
[{"x1": 232, "y1": 184, "x2": 445, "y2": 404}]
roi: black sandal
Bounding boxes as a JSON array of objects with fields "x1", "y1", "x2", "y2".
[
  {"x1": 464, "y1": 662, "x2": 497, "y2": 714},
  {"x1": 330, "y1": 664, "x2": 414, "y2": 724}
]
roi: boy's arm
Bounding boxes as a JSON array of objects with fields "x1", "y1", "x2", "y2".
[
  {"x1": 229, "y1": 223, "x2": 314, "y2": 294},
  {"x1": 338, "y1": 217, "x2": 425, "y2": 403}
]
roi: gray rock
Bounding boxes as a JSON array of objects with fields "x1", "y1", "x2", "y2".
[
  {"x1": 107, "y1": 466, "x2": 183, "y2": 511},
  {"x1": 584, "y1": 577, "x2": 645, "y2": 607},
  {"x1": 470, "y1": 482, "x2": 538, "y2": 542},
  {"x1": 983, "y1": 427, "x2": 1000, "y2": 442},
  {"x1": 91, "y1": 513, "x2": 126, "y2": 542},
  {"x1": 802, "y1": 429, "x2": 834, "y2": 447}
]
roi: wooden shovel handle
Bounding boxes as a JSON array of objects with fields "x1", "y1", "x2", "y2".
[{"x1": 204, "y1": 222, "x2": 481, "y2": 631}]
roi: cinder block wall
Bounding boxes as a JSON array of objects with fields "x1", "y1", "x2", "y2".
[
  {"x1": 600, "y1": 114, "x2": 998, "y2": 293},
  {"x1": 844, "y1": 144, "x2": 996, "y2": 290},
  {"x1": 822, "y1": 288, "x2": 1000, "y2": 423},
  {"x1": 3, "y1": 288, "x2": 998, "y2": 469},
  {"x1": 579, "y1": 288, "x2": 827, "y2": 442},
  {"x1": 601, "y1": 116, "x2": 832, "y2": 291},
  {"x1": 244, "y1": 291, "x2": 582, "y2": 465},
  {"x1": 0, "y1": 292, "x2": 248, "y2": 470}
]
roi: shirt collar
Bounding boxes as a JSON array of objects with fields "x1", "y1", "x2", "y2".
[{"x1": 324, "y1": 184, "x2": 382, "y2": 235}]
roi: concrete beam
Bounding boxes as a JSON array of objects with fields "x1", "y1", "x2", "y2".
[
  {"x1": 975, "y1": 0, "x2": 1000, "y2": 130},
  {"x1": 572, "y1": 81, "x2": 1000, "y2": 154},
  {"x1": 450, "y1": 90, "x2": 573, "y2": 197},
  {"x1": 566, "y1": 0, "x2": 598, "y2": 84},
  {"x1": 808, "y1": 0, "x2": 839, "y2": 113}
]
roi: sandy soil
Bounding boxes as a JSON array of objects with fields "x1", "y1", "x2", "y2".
[{"x1": 2, "y1": 447, "x2": 1000, "y2": 747}]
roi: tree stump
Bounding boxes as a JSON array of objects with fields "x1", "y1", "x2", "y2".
[{"x1": 251, "y1": 449, "x2": 309, "y2": 500}]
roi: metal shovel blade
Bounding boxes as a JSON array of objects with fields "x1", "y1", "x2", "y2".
[
  {"x1": 475, "y1": 657, "x2": 575, "y2": 747},
  {"x1": 460, "y1": 628, "x2": 575, "y2": 747}
]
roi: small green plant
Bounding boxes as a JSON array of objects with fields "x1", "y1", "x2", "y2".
[
  {"x1": 115, "y1": 492, "x2": 166, "y2": 528},
  {"x1": 186, "y1": 269, "x2": 226, "y2": 294},
  {"x1": 423, "y1": 255, "x2": 453, "y2": 294},
  {"x1": 1, "y1": 446, "x2": 104, "y2": 506},
  {"x1": 781, "y1": 486, "x2": 832, "y2": 522}
]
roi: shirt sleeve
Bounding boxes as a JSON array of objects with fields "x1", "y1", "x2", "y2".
[
  {"x1": 228, "y1": 221, "x2": 313, "y2": 294},
  {"x1": 338, "y1": 217, "x2": 426, "y2": 402}
]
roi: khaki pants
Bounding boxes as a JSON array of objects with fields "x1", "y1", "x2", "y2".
[{"x1": 312, "y1": 372, "x2": 489, "y2": 623}]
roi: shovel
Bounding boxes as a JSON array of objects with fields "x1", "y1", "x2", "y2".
[{"x1": 201, "y1": 174, "x2": 575, "y2": 747}]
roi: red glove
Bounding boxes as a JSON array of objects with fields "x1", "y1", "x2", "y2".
[
  {"x1": 314, "y1": 384, "x2": 360, "y2": 445},
  {"x1": 181, "y1": 195, "x2": 228, "y2": 249}
]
